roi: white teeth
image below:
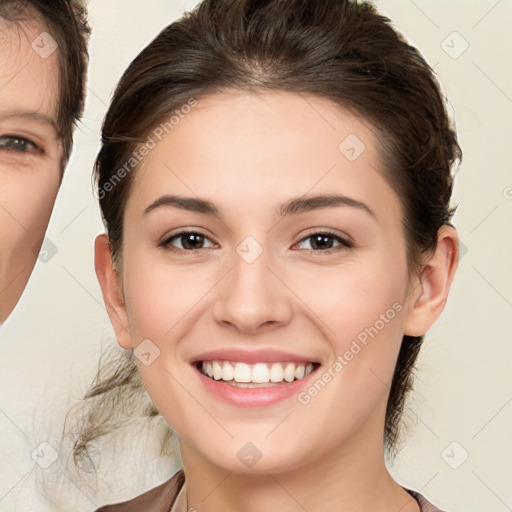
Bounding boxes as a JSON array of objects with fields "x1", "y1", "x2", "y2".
[
  {"x1": 284, "y1": 363, "x2": 295, "y2": 382},
  {"x1": 233, "y1": 362, "x2": 252, "y2": 383},
  {"x1": 222, "y1": 362, "x2": 234, "y2": 381},
  {"x1": 200, "y1": 360, "x2": 316, "y2": 384},
  {"x1": 294, "y1": 364, "x2": 305, "y2": 380},
  {"x1": 252, "y1": 363, "x2": 270, "y2": 383},
  {"x1": 212, "y1": 361, "x2": 223, "y2": 380},
  {"x1": 269, "y1": 363, "x2": 284, "y2": 382}
]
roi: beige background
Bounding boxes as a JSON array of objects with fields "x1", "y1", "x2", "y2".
[{"x1": 0, "y1": 1, "x2": 511, "y2": 510}]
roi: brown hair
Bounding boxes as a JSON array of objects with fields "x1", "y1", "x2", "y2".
[
  {"x1": 0, "y1": 0, "x2": 90, "y2": 166},
  {"x1": 72, "y1": 0, "x2": 461, "y2": 467}
]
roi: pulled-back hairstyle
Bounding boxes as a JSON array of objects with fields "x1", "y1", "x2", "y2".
[
  {"x1": 71, "y1": 0, "x2": 461, "y2": 469},
  {"x1": 0, "y1": 0, "x2": 90, "y2": 165}
]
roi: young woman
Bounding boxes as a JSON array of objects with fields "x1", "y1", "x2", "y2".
[
  {"x1": 78, "y1": 0, "x2": 461, "y2": 510},
  {"x1": 0, "y1": 0, "x2": 89, "y2": 324}
]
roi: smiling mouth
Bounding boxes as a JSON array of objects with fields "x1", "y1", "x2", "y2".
[{"x1": 197, "y1": 360, "x2": 319, "y2": 388}]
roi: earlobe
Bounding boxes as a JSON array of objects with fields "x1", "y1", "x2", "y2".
[
  {"x1": 94, "y1": 234, "x2": 132, "y2": 349},
  {"x1": 403, "y1": 225, "x2": 459, "y2": 336}
]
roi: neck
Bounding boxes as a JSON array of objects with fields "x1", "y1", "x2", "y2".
[{"x1": 180, "y1": 432, "x2": 419, "y2": 512}]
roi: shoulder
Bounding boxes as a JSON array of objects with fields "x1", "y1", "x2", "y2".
[
  {"x1": 94, "y1": 469, "x2": 185, "y2": 512},
  {"x1": 406, "y1": 489, "x2": 447, "y2": 512}
]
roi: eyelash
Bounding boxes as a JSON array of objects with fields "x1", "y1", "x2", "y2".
[
  {"x1": 159, "y1": 229, "x2": 354, "y2": 255},
  {"x1": 0, "y1": 135, "x2": 40, "y2": 154}
]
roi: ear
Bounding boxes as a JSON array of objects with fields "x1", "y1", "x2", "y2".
[
  {"x1": 403, "y1": 225, "x2": 459, "y2": 336},
  {"x1": 94, "y1": 234, "x2": 132, "y2": 349}
]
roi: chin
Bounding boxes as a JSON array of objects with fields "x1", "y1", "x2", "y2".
[{"x1": 198, "y1": 437, "x2": 310, "y2": 476}]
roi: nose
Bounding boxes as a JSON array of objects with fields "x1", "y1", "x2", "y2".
[{"x1": 212, "y1": 245, "x2": 293, "y2": 335}]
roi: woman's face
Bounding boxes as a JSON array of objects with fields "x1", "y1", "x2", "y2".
[
  {"x1": 0, "y1": 17, "x2": 62, "y2": 322},
  {"x1": 109, "y1": 91, "x2": 426, "y2": 473}
]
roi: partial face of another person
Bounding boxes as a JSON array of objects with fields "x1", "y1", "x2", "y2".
[
  {"x1": 97, "y1": 91, "x2": 456, "y2": 476},
  {"x1": 0, "y1": 16, "x2": 62, "y2": 323}
]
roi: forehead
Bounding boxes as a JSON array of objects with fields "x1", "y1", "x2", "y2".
[
  {"x1": 127, "y1": 91, "x2": 402, "y2": 229},
  {"x1": 134, "y1": 91, "x2": 386, "y2": 197},
  {"x1": 0, "y1": 15, "x2": 60, "y2": 123}
]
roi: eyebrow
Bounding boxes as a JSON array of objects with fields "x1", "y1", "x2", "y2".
[
  {"x1": 0, "y1": 110, "x2": 59, "y2": 134},
  {"x1": 144, "y1": 193, "x2": 376, "y2": 219}
]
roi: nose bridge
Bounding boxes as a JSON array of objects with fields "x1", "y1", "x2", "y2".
[{"x1": 212, "y1": 236, "x2": 292, "y2": 333}]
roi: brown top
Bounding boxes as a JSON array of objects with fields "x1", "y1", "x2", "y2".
[
  {"x1": 94, "y1": 469, "x2": 445, "y2": 512},
  {"x1": 95, "y1": 470, "x2": 185, "y2": 512}
]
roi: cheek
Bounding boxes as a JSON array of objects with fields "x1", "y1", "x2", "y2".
[
  {"x1": 283, "y1": 266, "x2": 408, "y2": 448},
  {"x1": 290, "y1": 252, "x2": 409, "y2": 400},
  {"x1": 293, "y1": 257, "x2": 407, "y2": 341},
  {"x1": 122, "y1": 254, "x2": 216, "y2": 342},
  {"x1": 25, "y1": 178, "x2": 59, "y2": 235},
  {"x1": 0, "y1": 169, "x2": 59, "y2": 257}
]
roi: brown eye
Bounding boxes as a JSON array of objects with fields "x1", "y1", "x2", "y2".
[
  {"x1": 296, "y1": 231, "x2": 353, "y2": 252},
  {"x1": 161, "y1": 231, "x2": 216, "y2": 252}
]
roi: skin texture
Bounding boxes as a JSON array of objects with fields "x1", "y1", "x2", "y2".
[
  {"x1": 96, "y1": 91, "x2": 458, "y2": 512},
  {"x1": 0, "y1": 17, "x2": 62, "y2": 323}
]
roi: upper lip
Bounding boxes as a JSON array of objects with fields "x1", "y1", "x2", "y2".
[{"x1": 190, "y1": 349, "x2": 320, "y2": 365}]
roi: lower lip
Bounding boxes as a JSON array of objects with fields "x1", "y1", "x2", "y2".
[{"x1": 194, "y1": 365, "x2": 318, "y2": 407}]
